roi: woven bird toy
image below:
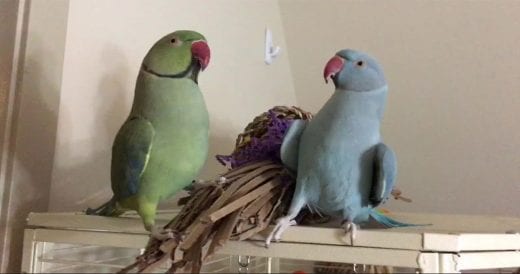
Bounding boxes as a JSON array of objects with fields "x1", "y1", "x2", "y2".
[
  {"x1": 120, "y1": 106, "x2": 410, "y2": 274},
  {"x1": 119, "y1": 106, "x2": 310, "y2": 273}
]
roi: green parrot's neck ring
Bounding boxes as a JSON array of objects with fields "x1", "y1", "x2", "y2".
[{"x1": 141, "y1": 61, "x2": 200, "y2": 83}]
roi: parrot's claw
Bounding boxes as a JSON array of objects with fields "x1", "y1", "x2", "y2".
[
  {"x1": 150, "y1": 226, "x2": 175, "y2": 241},
  {"x1": 185, "y1": 180, "x2": 206, "y2": 192},
  {"x1": 217, "y1": 176, "x2": 227, "y2": 184},
  {"x1": 265, "y1": 217, "x2": 297, "y2": 247},
  {"x1": 342, "y1": 221, "x2": 358, "y2": 244}
]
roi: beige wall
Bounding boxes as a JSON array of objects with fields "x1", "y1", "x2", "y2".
[
  {"x1": 48, "y1": 0, "x2": 296, "y2": 211},
  {"x1": 279, "y1": 0, "x2": 520, "y2": 217},
  {"x1": 0, "y1": 0, "x2": 69, "y2": 271},
  {"x1": 0, "y1": 0, "x2": 19, "y2": 210},
  {"x1": 0, "y1": 1, "x2": 21, "y2": 271}
]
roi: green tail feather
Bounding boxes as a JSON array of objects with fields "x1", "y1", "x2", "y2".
[{"x1": 85, "y1": 198, "x2": 122, "y2": 216}]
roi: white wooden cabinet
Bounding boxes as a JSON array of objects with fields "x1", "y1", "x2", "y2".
[{"x1": 22, "y1": 211, "x2": 520, "y2": 273}]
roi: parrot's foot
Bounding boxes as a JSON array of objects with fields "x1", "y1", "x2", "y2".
[
  {"x1": 342, "y1": 221, "x2": 359, "y2": 244},
  {"x1": 265, "y1": 216, "x2": 297, "y2": 247},
  {"x1": 150, "y1": 226, "x2": 175, "y2": 241}
]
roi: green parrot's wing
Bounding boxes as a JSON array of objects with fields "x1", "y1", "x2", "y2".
[
  {"x1": 112, "y1": 117, "x2": 155, "y2": 199},
  {"x1": 280, "y1": 119, "x2": 307, "y2": 171},
  {"x1": 369, "y1": 143, "x2": 397, "y2": 207}
]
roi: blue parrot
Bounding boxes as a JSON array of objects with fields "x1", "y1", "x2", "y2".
[{"x1": 266, "y1": 49, "x2": 413, "y2": 246}]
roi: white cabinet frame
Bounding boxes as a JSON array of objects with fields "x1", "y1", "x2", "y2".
[{"x1": 22, "y1": 212, "x2": 520, "y2": 273}]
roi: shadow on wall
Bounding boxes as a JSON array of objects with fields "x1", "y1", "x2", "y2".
[
  {"x1": 50, "y1": 45, "x2": 132, "y2": 212},
  {"x1": 204, "y1": 133, "x2": 233, "y2": 177},
  {"x1": 3, "y1": 35, "x2": 59, "y2": 271}
]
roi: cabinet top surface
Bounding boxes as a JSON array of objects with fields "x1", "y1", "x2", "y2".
[{"x1": 26, "y1": 211, "x2": 520, "y2": 252}]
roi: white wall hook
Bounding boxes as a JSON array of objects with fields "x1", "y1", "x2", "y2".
[{"x1": 265, "y1": 28, "x2": 281, "y2": 65}]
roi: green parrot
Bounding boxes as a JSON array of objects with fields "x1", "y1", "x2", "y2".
[{"x1": 87, "y1": 30, "x2": 211, "y2": 239}]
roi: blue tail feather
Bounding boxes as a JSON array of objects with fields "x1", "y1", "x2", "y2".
[{"x1": 369, "y1": 209, "x2": 427, "y2": 228}]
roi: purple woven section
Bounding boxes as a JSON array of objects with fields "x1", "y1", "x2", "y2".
[{"x1": 216, "y1": 110, "x2": 295, "y2": 169}]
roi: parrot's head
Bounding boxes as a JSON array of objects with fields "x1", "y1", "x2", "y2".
[
  {"x1": 323, "y1": 49, "x2": 386, "y2": 92},
  {"x1": 141, "y1": 30, "x2": 210, "y2": 83}
]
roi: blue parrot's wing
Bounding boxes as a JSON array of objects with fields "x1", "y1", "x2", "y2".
[
  {"x1": 280, "y1": 119, "x2": 307, "y2": 171},
  {"x1": 111, "y1": 117, "x2": 155, "y2": 199},
  {"x1": 369, "y1": 143, "x2": 396, "y2": 207},
  {"x1": 368, "y1": 144, "x2": 428, "y2": 228}
]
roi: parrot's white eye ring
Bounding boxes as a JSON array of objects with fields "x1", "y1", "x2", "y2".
[{"x1": 169, "y1": 37, "x2": 183, "y2": 47}]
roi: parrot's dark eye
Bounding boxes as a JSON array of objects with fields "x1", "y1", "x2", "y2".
[
  {"x1": 357, "y1": 61, "x2": 364, "y2": 67},
  {"x1": 170, "y1": 38, "x2": 177, "y2": 43}
]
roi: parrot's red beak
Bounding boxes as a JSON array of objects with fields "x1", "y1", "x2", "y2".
[
  {"x1": 191, "y1": 40, "x2": 210, "y2": 71},
  {"x1": 323, "y1": 55, "x2": 345, "y2": 83}
]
